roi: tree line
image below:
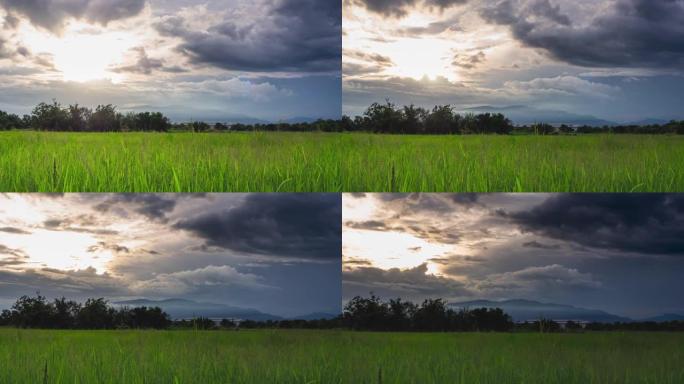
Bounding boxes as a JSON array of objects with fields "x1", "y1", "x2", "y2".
[
  {"x1": 2, "y1": 294, "x2": 684, "y2": 332},
  {"x1": 2, "y1": 100, "x2": 683, "y2": 134},
  {"x1": 0, "y1": 294, "x2": 171, "y2": 329},
  {"x1": 341, "y1": 101, "x2": 684, "y2": 135}
]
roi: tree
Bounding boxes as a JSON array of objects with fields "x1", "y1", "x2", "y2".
[
  {"x1": 67, "y1": 104, "x2": 91, "y2": 132},
  {"x1": 413, "y1": 299, "x2": 450, "y2": 331},
  {"x1": 88, "y1": 105, "x2": 120, "y2": 132},
  {"x1": 343, "y1": 294, "x2": 390, "y2": 331},
  {"x1": 77, "y1": 298, "x2": 116, "y2": 329},
  {"x1": 0, "y1": 110, "x2": 25, "y2": 130},
  {"x1": 52, "y1": 297, "x2": 81, "y2": 329},
  {"x1": 10, "y1": 294, "x2": 55, "y2": 328},
  {"x1": 363, "y1": 100, "x2": 403, "y2": 133},
  {"x1": 424, "y1": 105, "x2": 455, "y2": 134},
  {"x1": 31, "y1": 100, "x2": 69, "y2": 131}
]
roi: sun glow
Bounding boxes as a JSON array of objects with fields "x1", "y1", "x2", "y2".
[
  {"x1": 23, "y1": 22, "x2": 138, "y2": 82},
  {"x1": 1, "y1": 230, "x2": 115, "y2": 273},
  {"x1": 343, "y1": 229, "x2": 452, "y2": 271},
  {"x1": 384, "y1": 38, "x2": 460, "y2": 81}
]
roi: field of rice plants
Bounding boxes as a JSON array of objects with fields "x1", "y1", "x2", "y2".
[
  {"x1": 0, "y1": 131, "x2": 682, "y2": 192},
  {"x1": 1, "y1": 329, "x2": 682, "y2": 384}
]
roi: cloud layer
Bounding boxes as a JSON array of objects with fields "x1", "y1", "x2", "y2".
[
  {"x1": 0, "y1": 194, "x2": 342, "y2": 317},
  {"x1": 343, "y1": 194, "x2": 684, "y2": 318}
]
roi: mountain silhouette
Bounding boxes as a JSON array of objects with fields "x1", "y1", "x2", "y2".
[
  {"x1": 114, "y1": 298, "x2": 282, "y2": 321},
  {"x1": 449, "y1": 299, "x2": 631, "y2": 323}
]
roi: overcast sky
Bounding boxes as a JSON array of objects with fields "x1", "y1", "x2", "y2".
[
  {"x1": 343, "y1": 0, "x2": 684, "y2": 123},
  {"x1": 0, "y1": 0, "x2": 341, "y2": 122},
  {"x1": 0, "y1": 193, "x2": 341, "y2": 317},
  {"x1": 343, "y1": 193, "x2": 684, "y2": 318}
]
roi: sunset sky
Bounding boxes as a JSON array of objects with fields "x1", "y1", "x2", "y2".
[
  {"x1": 343, "y1": 0, "x2": 684, "y2": 124},
  {"x1": 0, "y1": 193, "x2": 342, "y2": 317},
  {"x1": 343, "y1": 193, "x2": 684, "y2": 318},
  {"x1": 0, "y1": 0, "x2": 341, "y2": 122}
]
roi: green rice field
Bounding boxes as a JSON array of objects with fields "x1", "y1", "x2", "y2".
[
  {"x1": 1, "y1": 329, "x2": 682, "y2": 383},
  {"x1": 1, "y1": 131, "x2": 683, "y2": 192}
]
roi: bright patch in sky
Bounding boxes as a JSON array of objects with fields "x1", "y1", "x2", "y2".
[
  {"x1": 344, "y1": 229, "x2": 450, "y2": 271},
  {"x1": 22, "y1": 23, "x2": 137, "y2": 82}
]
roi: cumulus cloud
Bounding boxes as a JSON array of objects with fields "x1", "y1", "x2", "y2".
[
  {"x1": 504, "y1": 75, "x2": 619, "y2": 98},
  {"x1": 155, "y1": 0, "x2": 341, "y2": 73},
  {"x1": 344, "y1": 263, "x2": 471, "y2": 300},
  {"x1": 508, "y1": 194, "x2": 684, "y2": 255},
  {"x1": 481, "y1": 0, "x2": 684, "y2": 69},
  {"x1": 131, "y1": 265, "x2": 270, "y2": 295},
  {"x1": 111, "y1": 47, "x2": 187, "y2": 75},
  {"x1": 175, "y1": 194, "x2": 341, "y2": 260},
  {"x1": 476, "y1": 264, "x2": 602, "y2": 293},
  {"x1": 0, "y1": 0, "x2": 147, "y2": 33},
  {"x1": 92, "y1": 194, "x2": 182, "y2": 222}
]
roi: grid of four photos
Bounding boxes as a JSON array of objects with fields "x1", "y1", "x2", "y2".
[{"x1": 0, "y1": 0, "x2": 683, "y2": 383}]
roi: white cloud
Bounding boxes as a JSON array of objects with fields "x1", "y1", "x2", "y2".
[{"x1": 131, "y1": 265, "x2": 271, "y2": 295}]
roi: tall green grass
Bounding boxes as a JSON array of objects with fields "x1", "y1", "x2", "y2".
[
  {"x1": 1, "y1": 329, "x2": 682, "y2": 383},
  {"x1": 0, "y1": 131, "x2": 682, "y2": 192}
]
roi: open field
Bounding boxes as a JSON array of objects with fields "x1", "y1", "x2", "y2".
[
  {"x1": 1, "y1": 329, "x2": 682, "y2": 383},
  {"x1": 0, "y1": 131, "x2": 683, "y2": 192}
]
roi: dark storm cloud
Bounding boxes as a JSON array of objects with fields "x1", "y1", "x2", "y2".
[
  {"x1": 175, "y1": 194, "x2": 341, "y2": 260},
  {"x1": 155, "y1": 0, "x2": 341, "y2": 73},
  {"x1": 508, "y1": 194, "x2": 684, "y2": 255},
  {"x1": 481, "y1": 0, "x2": 684, "y2": 69},
  {"x1": 350, "y1": 0, "x2": 468, "y2": 18},
  {"x1": 0, "y1": 0, "x2": 147, "y2": 33}
]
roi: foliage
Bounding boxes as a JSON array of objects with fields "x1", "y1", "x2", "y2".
[
  {"x1": 0, "y1": 294, "x2": 170, "y2": 329},
  {"x1": 342, "y1": 295, "x2": 514, "y2": 332},
  {"x1": 3, "y1": 100, "x2": 683, "y2": 134}
]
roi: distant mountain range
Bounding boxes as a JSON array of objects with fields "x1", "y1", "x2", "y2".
[
  {"x1": 113, "y1": 298, "x2": 338, "y2": 321},
  {"x1": 449, "y1": 299, "x2": 632, "y2": 323},
  {"x1": 463, "y1": 105, "x2": 673, "y2": 127}
]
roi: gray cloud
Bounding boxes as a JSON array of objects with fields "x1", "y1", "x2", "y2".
[
  {"x1": 481, "y1": 0, "x2": 684, "y2": 69},
  {"x1": 175, "y1": 194, "x2": 341, "y2": 260},
  {"x1": 476, "y1": 264, "x2": 602, "y2": 292},
  {"x1": 508, "y1": 194, "x2": 684, "y2": 255},
  {"x1": 344, "y1": 263, "x2": 471, "y2": 300},
  {"x1": 155, "y1": 0, "x2": 341, "y2": 73},
  {"x1": 0, "y1": 227, "x2": 31, "y2": 234},
  {"x1": 0, "y1": 0, "x2": 146, "y2": 33},
  {"x1": 93, "y1": 194, "x2": 182, "y2": 222},
  {"x1": 111, "y1": 47, "x2": 187, "y2": 75},
  {"x1": 350, "y1": 0, "x2": 468, "y2": 18}
]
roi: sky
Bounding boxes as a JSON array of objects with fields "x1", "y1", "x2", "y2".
[
  {"x1": 0, "y1": 0, "x2": 341, "y2": 122},
  {"x1": 343, "y1": 0, "x2": 684, "y2": 124},
  {"x1": 0, "y1": 193, "x2": 342, "y2": 317},
  {"x1": 343, "y1": 193, "x2": 684, "y2": 318}
]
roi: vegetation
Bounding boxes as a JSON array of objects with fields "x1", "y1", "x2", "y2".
[
  {"x1": 342, "y1": 295, "x2": 513, "y2": 332},
  {"x1": 1, "y1": 329, "x2": 683, "y2": 383},
  {"x1": 2, "y1": 100, "x2": 684, "y2": 134},
  {"x1": 0, "y1": 294, "x2": 171, "y2": 330},
  {"x1": 343, "y1": 101, "x2": 684, "y2": 135},
  {"x1": 1, "y1": 132, "x2": 682, "y2": 192}
]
